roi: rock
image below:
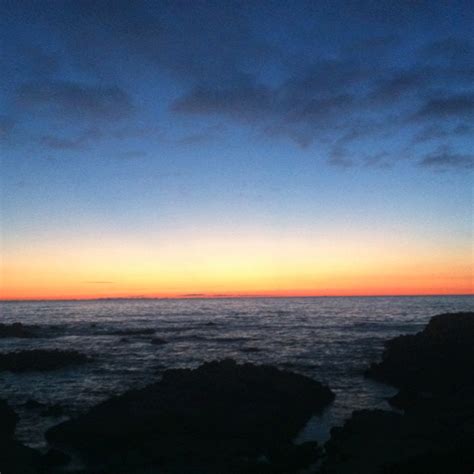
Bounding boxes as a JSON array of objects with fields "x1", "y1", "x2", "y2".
[
  {"x1": 266, "y1": 441, "x2": 322, "y2": 472},
  {"x1": 0, "y1": 349, "x2": 91, "y2": 372},
  {"x1": 0, "y1": 440, "x2": 42, "y2": 474},
  {"x1": 22, "y1": 399, "x2": 65, "y2": 417},
  {"x1": 23, "y1": 399, "x2": 47, "y2": 410},
  {"x1": 366, "y1": 311, "x2": 474, "y2": 410},
  {"x1": 322, "y1": 312, "x2": 474, "y2": 474},
  {"x1": 0, "y1": 322, "x2": 36, "y2": 338},
  {"x1": 41, "y1": 403, "x2": 65, "y2": 418},
  {"x1": 0, "y1": 399, "x2": 41, "y2": 474},
  {"x1": 41, "y1": 448, "x2": 71, "y2": 469},
  {"x1": 46, "y1": 359, "x2": 334, "y2": 472},
  {"x1": 0, "y1": 399, "x2": 18, "y2": 439},
  {"x1": 321, "y1": 408, "x2": 474, "y2": 474}
]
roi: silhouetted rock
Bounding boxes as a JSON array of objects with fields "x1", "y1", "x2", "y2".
[
  {"x1": 46, "y1": 359, "x2": 334, "y2": 472},
  {"x1": 0, "y1": 349, "x2": 91, "y2": 372},
  {"x1": 321, "y1": 408, "x2": 474, "y2": 474},
  {"x1": 41, "y1": 448, "x2": 71, "y2": 469},
  {"x1": 0, "y1": 440, "x2": 41, "y2": 474},
  {"x1": 41, "y1": 403, "x2": 65, "y2": 418},
  {"x1": 267, "y1": 441, "x2": 322, "y2": 472},
  {"x1": 0, "y1": 399, "x2": 18, "y2": 439},
  {"x1": 366, "y1": 311, "x2": 474, "y2": 410},
  {"x1": 0, "y1": 322, "x2": 37, "y2": 338},
  {"x1": 322, "y1": 312, "x2": 474, "y2": 473},
  {"x1": 23, "y1": 399, "x2": 47, "y2": 410},
  {"x1": 0, "y1": 399, "x2": 41, "y2": 474}
]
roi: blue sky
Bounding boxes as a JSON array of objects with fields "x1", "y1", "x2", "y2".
[{"x1": 1, "y1": 0, "x2": 473, "y2": 298}]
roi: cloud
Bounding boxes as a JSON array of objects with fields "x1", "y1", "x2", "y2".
[
  {"x1": 419, "y1": 147, "x2": 474, "y2": 169},
  {"x1": 411, "y1": 123, "x2": 472, "y2": 144},
  {"x1": 2, "y1": 1, "x2": 473, "y2": 171},
  {"x1": 414, "y1": 94, "x2": 474, "y2": 121},
  {"x1": 172, "y1": 79, "x2": 273, "y2": 122},
  {"x1": 16, "y1": 80, "x2": 134, "y2": 121}
]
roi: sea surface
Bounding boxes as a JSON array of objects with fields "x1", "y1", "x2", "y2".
[{"x1": 1, "y1": 295, "x2": 473, "y2": 449}]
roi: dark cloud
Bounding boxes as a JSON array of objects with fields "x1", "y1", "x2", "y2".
[
  {"x1": 414, "y1": 94, "x2": 474, "y2": 121},
  {"x1": 2, "y1": 1, "x2": 473, "y2": 170},
  {"x1": 412, "y1": 123, "x2": 472, "y2": 144},
  {"x1": 419, "y1": 147, "x2": 474, "y2": 169},
  {"x1": 172, "y1": 79, "x2": 273, "y2": 122},
  {"x1": 16, "y1": 81, "x2": 134, "y2": 121}
]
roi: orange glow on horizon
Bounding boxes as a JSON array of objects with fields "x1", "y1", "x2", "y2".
[{"x1": 1, "y1": 231, "x2": 472, "y2": 300}]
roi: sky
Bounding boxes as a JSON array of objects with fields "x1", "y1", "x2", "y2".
[{"x1": 0, "y1": 0, "x2": 473, "y2": 300}]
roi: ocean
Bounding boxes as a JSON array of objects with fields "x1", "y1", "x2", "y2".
[{"x1": 1, "y1": 295, "x2": 473, "y2": 450}]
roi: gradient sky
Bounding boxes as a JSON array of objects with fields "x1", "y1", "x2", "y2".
[{"x1": 1, "y1": 0, "x2": 473, "y2": 299}]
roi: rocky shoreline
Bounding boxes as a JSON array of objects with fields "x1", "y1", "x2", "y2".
[{"x1": 1, "y1": 311, "x2": 472, "y2": 473}]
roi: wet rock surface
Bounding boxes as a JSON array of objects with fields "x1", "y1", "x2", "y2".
[
  {"x1": 46, "y1": 359, "x2": 334, "y2": 472},
  {"x1": 321, "y1": 312, "x2": 474, "y2": 474},
  {"x1": 0, "y1": 349, "x2": 91, "y2": 372}
]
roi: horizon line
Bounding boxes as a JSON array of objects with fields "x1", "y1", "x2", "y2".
[{"x1": 1, "y1": 293, "x2": 473, "y2": 303}]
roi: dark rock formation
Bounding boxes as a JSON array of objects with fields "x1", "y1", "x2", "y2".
[
  {"x1": 22, "y1": 399, "x2": 65, "y2": 417},
  {"x1": 47, "y1": 359, "x2": 334, "y2": 472},
  {"x1": 0, "y1": 349, "x2": 91, "y2": 372},
  {"x1": 322, "y1": 312, "x2": 474, "y2": 473},
  {"x1": 41, "y1": 404, "x2": 65, "y2": 418},
  {"x1": 321, "y1": 408, "x2": 474, "y2": 474},
  {"x1": 40, "y1": 449, "x2": 71, "y2": 470},
  {"x1": 0, "y1": 398, "x2": 18, "y2": 438},
  {"x1": 23, "y1": 399, "x2": 46, "y2": 410},
  {"x1": 0, "y1": 399, "x2": 41, "y2": 474},
  {"x1": 366, "y1": 311, "x2": 474, "y2": 410},
  {"x1": 0, "y1": 322, "x2": 37, "y2": 338}
]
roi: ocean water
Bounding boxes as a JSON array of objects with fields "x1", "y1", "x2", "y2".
[{"x1": 0, "y1": 295, "x2": 473, "y2": 449}]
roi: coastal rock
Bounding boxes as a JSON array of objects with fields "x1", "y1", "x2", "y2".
[
  {"x1": 0, "y1": 349, "x2": 91, "y2": 372},
  {"x1": 41, "y1": 448, "x2": 71, "y2": 469},
  {"x1": 0, "y1": 440, "x2": 41, "y2": 474},
  {"x1": 0, "y1": 322, "x2": 37, "y2": 338},
  {"x1": 0, "y1": 399, "x2": 41, "y2": 474},
  {"x1": 41, "y1": 403, "x2": 65, "y2": 418},
  {"x1": 23, "y1": 399, "x2": 46, "y2": 410},
  {"x1": 322, "y1": 312, "x2": 474, "y2": 473},
  {"x1": 366, "y1": 311, "x2": 474, "y2": 410},
  {"x1": 321, "y1": 409, "x2": 474, "y2": 474},
  {"x1": 0, "y1": 399, "x2": 18, "y2": 439},
  {"x1": 47, "y1": 359, "x2": 334, "y2": 472}
]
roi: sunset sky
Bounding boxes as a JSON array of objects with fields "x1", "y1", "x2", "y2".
[{"x1": 1, "y1": 0, "x2": 473, "y2": 300}]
